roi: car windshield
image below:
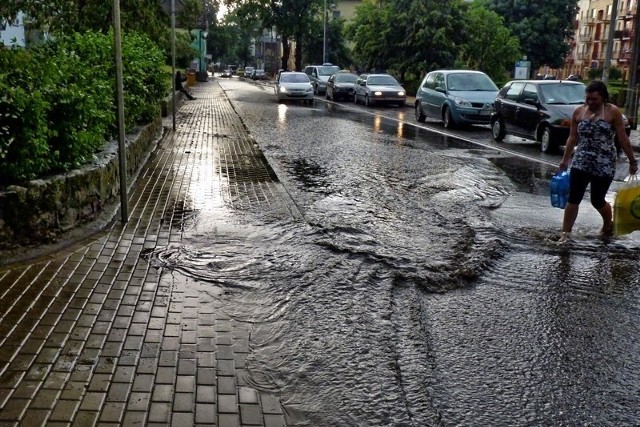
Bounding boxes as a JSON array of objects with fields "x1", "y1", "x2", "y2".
[
  {"x1": 318, "y1": 66, "x2": 340, "y2": 76},
  {"x1": 446, "y1": 73, "x2": 498, "y2": 91},
  {"x1": 539, "y1": 83, "x2": 586, "y2": 104},
  {"x1": 280, "y1": 73, "x2": 309, "y2": 83},
  {"x1": 367, "y1": 75, "x2": 399, "y2": 86},
  {"x1": 335, "y1": 74, "x2": 358, "y2": 83}
]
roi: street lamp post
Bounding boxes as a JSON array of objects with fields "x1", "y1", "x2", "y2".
[
  {"x1": 200, "y1": 30, "x2": 208, "y2": 73},
  {"x1": 323, "y1": 0, "x2": 327, "y2": 63}
]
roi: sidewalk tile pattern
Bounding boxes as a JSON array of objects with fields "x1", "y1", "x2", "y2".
[{"x1": 0, "y1": 83, "x2": 290, "y2": 426}]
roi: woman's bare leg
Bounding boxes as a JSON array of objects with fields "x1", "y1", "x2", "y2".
[{"x1": 562, "y1": 202, "x2": 580, "y2": 233}]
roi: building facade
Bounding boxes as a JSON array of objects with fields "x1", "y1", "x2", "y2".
[{"x1": 562, "y1": 0, "x2": 637, "y2": 79}]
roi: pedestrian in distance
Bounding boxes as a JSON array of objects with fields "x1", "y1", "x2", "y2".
[
  {"x1": 175, "y1": 71, "x2": 196, "y2": 100},
  {"x1": 558, "y1": 79, "x2": 638, "y2": 242}
]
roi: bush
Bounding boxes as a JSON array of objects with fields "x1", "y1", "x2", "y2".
[{"x1": 0, "y1": 31, "x2": 166, "y2": 183}]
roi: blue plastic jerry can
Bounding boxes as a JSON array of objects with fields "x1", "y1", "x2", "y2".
[{"x1": 550, "y1": 171, "x2": 570, "y2": 209}]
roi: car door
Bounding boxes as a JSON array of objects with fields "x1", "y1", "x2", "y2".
[
  {"x1": 355, "y1": 74, "x2": 368, "y2": 102},
  {"x1": 515, "y1": 83, "x2": 541, "y2": 139},
  {"x1": 327, "y1": 74, "x2": 335, "y2": 98},
  {"x1": 416, "y1": 72, "x2": 434, "y2": 118},
  {"x1": 426, "y1": 72, "x2": 446, "y2": 118},
  {"x1": 499, "y1": 81, "x2": 526, "y2": 136}
]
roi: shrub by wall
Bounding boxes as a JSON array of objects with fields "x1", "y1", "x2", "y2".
[{"x1": 0, "y1": 30, "x2": 167, "y2": 183}]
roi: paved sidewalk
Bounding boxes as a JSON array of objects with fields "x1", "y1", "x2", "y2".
[{"x1": 0, "y1": 82, "x2": 290, "y2": 426}]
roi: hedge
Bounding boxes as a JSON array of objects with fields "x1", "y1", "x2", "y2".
[{"x1": 0, "y1": 30, "x2": 167, "y2": 183}]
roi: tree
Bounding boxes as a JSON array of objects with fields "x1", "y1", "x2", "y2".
[
  {"x1": 228, "y1": 0, "x2": 322, "y2": 71},
  {"x1": 347, "y1": 0, "x2": 466, "y2": 78},
  {"x1": 457, "y1": 2, "x2": 521, "y2": 82},
  {"x1": 301, "y1": 14, "x2": 351, "y2": 67},
  {"x1": 345, "y1": 0, "x2": 393, "y2": 72},
  {"x1": 0, "y1": 0, "x2": 204, "y2": 51},
  {"x1": 480, "y1": 0, "x2": 579, "y2": 72}
]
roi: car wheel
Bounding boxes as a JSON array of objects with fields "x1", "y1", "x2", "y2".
[
  {"x1": 491, "y1": 117, "x2": 505, "y2": 141},
  {"x1": 443, "y1": 106, "x2": 455, "y2": 129},
  {"x1": 540, "y1": 127, "x2": 557, "y2": 154},
  {"x1": 415, "y1": 103, "x2": 426, "y2": 122}
]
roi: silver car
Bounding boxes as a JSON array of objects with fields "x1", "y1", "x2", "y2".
[
  {"x1": 274, "y1": 72, "x2": 314, "y2": 104},
  {"x1": 354, "y1": 73, "x2": 407, "y2": 107},
  {"x1": 414, "y1": 70, "x2": 498, "y2": 129},
  {"x1": 304, "y1": 64, "x2": 341, "y2": 95}
]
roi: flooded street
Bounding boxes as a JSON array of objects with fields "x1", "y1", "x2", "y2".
[{"x1": 147, "y1": 79, "x2": 640, "y2": 425}]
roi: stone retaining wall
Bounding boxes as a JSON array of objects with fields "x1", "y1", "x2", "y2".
[{"x1": 0, "y1": 117, "x2": 164, "y2": 249}]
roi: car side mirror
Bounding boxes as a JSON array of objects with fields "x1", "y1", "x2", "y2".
[
  {"x1": 435, "y1": 86, "x2": 446, "y2": 93},
  {"x1": 524, "y1": 98, "x2": 539, "y2": 106}
]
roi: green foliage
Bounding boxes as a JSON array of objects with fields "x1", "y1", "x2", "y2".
[
  {"x1": 480, "y1": 0, "x2": 579, "y2": 71},
  {"x1": 0, "y1": 0, "x2": 171, "y2": 48},
  {"x1": 609, "y1": 67, "x2": 622, "y2": 81},
  {"x1": 0, "y1": 31, "x2": 166, "y2": 183},
  {"x1": 0, "y1": 49, "x2": 52, "y2": 180},
  {"x1": 457, "y1": 2, "x2": 521, "y2": 82}
]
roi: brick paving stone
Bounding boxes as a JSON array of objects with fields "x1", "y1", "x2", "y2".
[
  {"x1": 217, "y1": 394, "x2": 238, "y2": 414},
  {"x1": 264, "y1": 414, "x2": 287, "y2": 427},
  {"x1": 240, "y1": 404, "x2": 262, "y2": 425},
  {"x1": 195, "y1": 403, "x2": 216, "y2": 424}
]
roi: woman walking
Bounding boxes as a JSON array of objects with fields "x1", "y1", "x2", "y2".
[{"x1": 558, "y1": 80, "x2": 637, "y2": 241}]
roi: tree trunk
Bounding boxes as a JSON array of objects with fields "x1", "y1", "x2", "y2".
[{"x1": 281, "y1": 35, "x2": 290, "y2": 71}]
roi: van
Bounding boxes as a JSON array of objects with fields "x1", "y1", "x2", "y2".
[{"x1": 303, "y1": 63, "x2": 340, "y2": 95}]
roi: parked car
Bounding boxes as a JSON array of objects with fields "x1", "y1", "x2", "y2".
[
  {"x1": 251, "y1": 69, "x2": 266, "y2": 80},
  {"x1": 491, "y1": 80, "x2": 584, "y2": 153},
  {"x1": 220, "y1": 69, "x2": 233, "y2": 78},
  {"x1": 303, "y1": 63, "x2": 341, "y2": 95},
  {"x1": 353, "y1": 73, "x2": 406, "y2": 107},
  {"x1": 274, "y1": 72, "x2": 314, "y2": 104},
  {"x1": 414, "y1": 70, "x2": 499, "y2": 129},
  {"x1": 236, "y1": 68, "x2": 245, "y2": 77},
  {"x1": 491, "y1": 79, "x2": 631, "y2": 154},
  {"x1": 244, "y1": 66, "x2": 255, "y2": 78},
  {"x1": 326, "y1": 71, "x2": 358, "y2": 101}
]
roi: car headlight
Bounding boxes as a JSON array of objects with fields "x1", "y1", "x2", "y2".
[
  {"x1": 453, "y1": 97, "x2": 472, "y2": 107},
  {"x1": 374, "y1": 91, "x2": 382, "y2": 96},
  {"x1": 279, "y1": 87, "x2": 288, "y2": 93},
  {"x1": 398, "y1": 91, "x2": 405, "y2": 96}
]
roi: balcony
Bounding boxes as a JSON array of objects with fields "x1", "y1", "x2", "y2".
[
  {"x1": 619, "y1": 51, "x2": 632, "y2": 62},
  {"x1": 579, "y1": 53, "x2": 593, "y2": 61},
  {"x1": 579, "y1": 34, "x2": 593, "y2": 42},
  {"x1": 584, "y1": 17, "x2": 596, "y2": 26}
]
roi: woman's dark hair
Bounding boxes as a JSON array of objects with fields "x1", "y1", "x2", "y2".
[{"x1": 586, "y1": 80, "x2": 610, "y2": 103}]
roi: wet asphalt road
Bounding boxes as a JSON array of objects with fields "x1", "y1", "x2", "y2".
[{"x1": 214, "y1": 76, "x2": 640, "y2": 425}]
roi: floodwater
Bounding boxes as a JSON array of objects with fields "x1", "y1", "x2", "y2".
[{"x1": 148, "y1": 80, "x2": 640, "y2": 426}]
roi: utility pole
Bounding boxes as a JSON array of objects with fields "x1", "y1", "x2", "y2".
[
  {"x1": 625, "y1": 4, "x2": 640, "y2": 129},
  {"x1": 171, "y1": 0, "x2": 176, "y2": 132},
  {"x1": 602, "y1": 0, "x2": 619, "y2": 83},
  {"x1": 323, "y1": 0, "x2": 327, "y2": 63},
  {"x1": 112, "y1": 0, "x2": 128, "y2": 223}
]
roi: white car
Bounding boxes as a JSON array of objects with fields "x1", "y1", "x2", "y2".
[
  {"x1": 244, "y1": 66, "x2": 255, "y2": 78},
  {"x1": 274, "y1": 72, "x2": 314, "y2": 104}
]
